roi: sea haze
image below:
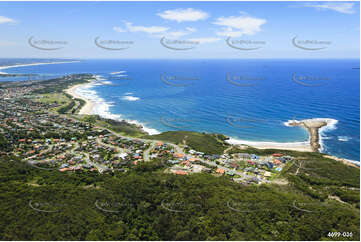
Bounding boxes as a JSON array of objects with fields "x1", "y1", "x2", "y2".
[{"x1": 2, "y1": 59, "x2": 359, "y2": 161}]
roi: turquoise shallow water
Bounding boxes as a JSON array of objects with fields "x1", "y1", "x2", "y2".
[{"x1": 1, "y1": 59, "x2": 359, "y2": 161}]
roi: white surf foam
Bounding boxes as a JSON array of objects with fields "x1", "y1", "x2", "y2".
[
  {"x1": 317, "y1": 118, "x2": 338, "y2": 152},
  {"x1": 121, "y1": 95, "x2": 140, "y2": 101},
  {"x1": 74, "y1": 81, "x2": 159, "y2": 135},
  {"x1": 110, "y1": 71, "x2": 126, "y2": 75},
  {"x1": 338, "y1": 136, "x2": 351, "y2": 142}
]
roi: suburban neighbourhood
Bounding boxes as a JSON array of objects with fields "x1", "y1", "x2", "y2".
[{"x1": 0, "y1": 74, "x2": 295, "y2": 184}]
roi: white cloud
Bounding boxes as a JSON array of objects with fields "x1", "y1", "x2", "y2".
[
  {"x1": 186, "y1": 27, "x2": 197, "y2": 32},
  {"x1": 188, "y1": 37, "x2": 221, "y2": 44},
  {"x1": 215, "y1": 27, "x2": 244, "y2": 38},
  {"x1": 157, "y1": 8, "x2": 209, "y2": 22},
  {"x1": 124, "y1": 21, "x2": 169, "y2": 34},
  {"x1": 213, "y1": 13, "x2": 266, "y2": 37},
  {"x1": 162, "y1": 27, "x2": 198, "y2": 38},
  {"x1": 164, "y1": 31, "x2": 190, "y2": 38},
  {"x1": 0, "y1": 16, "x2": 15, "y2": 24},
  {"x1": 113, "y1": 26, "x2": 126, "y2": 33},
  {"x1": 304, "y1": 2, "x2": 355, "y2": 14},
  {"x1": 113, "y1": 22, "x2": 197, "y2": 39}
]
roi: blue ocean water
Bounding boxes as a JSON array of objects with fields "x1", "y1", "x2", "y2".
[{"x1": 1, "y1": 59, "x2": 359, "y2": 161}]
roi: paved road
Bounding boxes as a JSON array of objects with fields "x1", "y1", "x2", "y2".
[
  {"x1": 143, "y1": 142, "x2": 156, "y2": 162},
  {"x1": 63, "y1": 114, "x2": 268, "y2": 181},
  {"x1": 83, "y1": 152, "x2": 109, "y2": 173}
]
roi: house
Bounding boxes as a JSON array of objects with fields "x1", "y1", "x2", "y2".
[
  {"x1": 188, "y1": 157, "x2": 197, "y2": 162},
  {"x1": 59, "y1": 163, "x2": 69, "y2": 169},
  {"x1": 211, "y1": 155, "x2": 221, "y2": 160},
  {"x1": 189, "y1": 149, "x2": 196, "y2": 154},
  {"x1": 226, "y1": 170, "x2": 235, "y2": 176},
  {"x1": 181, "y1": 160, "x2": 190, "y2": 166},
  {"x1": 134, "y1": 154, "x2": 141, "y2": 159},
  {"x1": 272, "y1": 153, "x2": 283, "y2": 157},
  {"x1": 264, "y1": 171, "x2": 272, "y2": 177},
  {"x1": 118, "y1": 152, "x2": 128, "y2": 159},
  {"x1": 216, "y1": 168, "x2": 225, "y2": 174},
  {"x1": 251, "y1": 154, "x2": 259, "y2": 160},
  {"x1": 168, "y1": 160, "x2": 180, "y2": 165},
  {"x1": 273, "y1": 159, "x2": 281, "y2": 165},
  {"x1": 283, "y1": 155, "x2": 292, "y2": 161},
  {"x1": 173, "y1": 153, "x2": 184, "y2": 158},
  {"x1": 74, "y1": 166, "x2": 82, "y2": 171},
  {"x1": 237, "y1": 153, "x2": 250, "y2": 159},
  {"x1": 265, "y1": 162, "x2": 273, "y2": 169},
  {"x1": 278, "y1": 157, "x2": 286, "y2": 163},
  {"x1": 175, "y1": 170, "x2": 188, "y2": 175}
]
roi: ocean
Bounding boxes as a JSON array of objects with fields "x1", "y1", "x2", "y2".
[{"x1": 1, "y1": 59, "x2": 359, "y2": 162}]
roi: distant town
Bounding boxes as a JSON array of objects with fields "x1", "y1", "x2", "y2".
[{"x1": 0, "y1": 74, "x2": 297, "y2": 185}]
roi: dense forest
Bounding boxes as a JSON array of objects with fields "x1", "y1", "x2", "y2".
[{"x1": 0, "y1": 152, "x2": 359, "y2": 241}]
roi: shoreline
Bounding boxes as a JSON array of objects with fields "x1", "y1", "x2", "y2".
[
  {"x1": 0, "y1": 60, "x2": 80, "y2": 74},
  {"x1": 65, "y1": 77, "x2": 160, "y2": 135},
  {"x1": 66, "y1": 81, "x2": 323, "y2": 153},
  {"x1": 226, "y1": 138, "x2": 312, "y2": 152},
  {"x1": 64, "y1": 80, "x2": 359, "y2": 166},
  {"x1": 284, "y1": 118, "x2": 337, "y2": 152},
  {"x1": 65, "y1": 80, "x2": 95, "y2": 115}
]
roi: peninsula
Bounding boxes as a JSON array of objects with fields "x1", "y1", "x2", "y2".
[{"x1": 286, "y1": 118, "x2": 334, "y2": 152}]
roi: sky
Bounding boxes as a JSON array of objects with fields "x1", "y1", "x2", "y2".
[{"x1": 0, "y1": 1, "x2": 359, "y2": 59}]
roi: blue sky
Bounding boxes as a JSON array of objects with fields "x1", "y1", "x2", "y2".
[{"x1": 0, "y1": 1, "x2": 359, "y2": 59}]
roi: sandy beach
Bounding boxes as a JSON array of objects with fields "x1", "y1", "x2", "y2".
[
  {"x1": 65, "y1": 82, "x2": 95, "y2": 115},
  {"x1": 0, "y1": 60, "x2": 80, "y2": 74},
  {"x1": 226, "y1": 138, "x2": 313, "y2": 152}
]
